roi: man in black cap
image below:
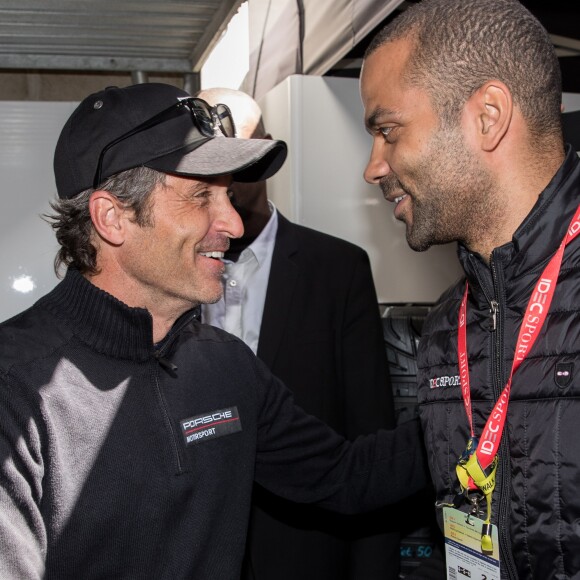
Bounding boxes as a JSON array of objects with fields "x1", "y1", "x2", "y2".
[{"x1": 0, "y1": 83, "x2": 427, "y2": 579}]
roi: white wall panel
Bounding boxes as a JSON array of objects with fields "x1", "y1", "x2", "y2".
[{"x1": 0, "y1": 101, "x2": 77, "y2": 322}]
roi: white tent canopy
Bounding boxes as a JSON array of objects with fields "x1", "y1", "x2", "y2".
[{"x1": 242, "y1": 0, "x2": 404, "y2": 99}]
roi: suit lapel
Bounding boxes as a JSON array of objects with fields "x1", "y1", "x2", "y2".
[{"x1": 257, "y1": 213, "x2": 299, "y2": 368}]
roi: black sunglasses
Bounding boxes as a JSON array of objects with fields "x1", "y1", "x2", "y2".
[{"x1": 93, "y1": 97, "x2": 236, "y2": 189}]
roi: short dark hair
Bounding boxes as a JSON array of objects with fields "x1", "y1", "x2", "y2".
[
  {"x1": 46, "y1": 166, "x2": 165, "y2": 276},
  {"x1": 365, "y1": 0, "x2": 562, "y2": 142}
]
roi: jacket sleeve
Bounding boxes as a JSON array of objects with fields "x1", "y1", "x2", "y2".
[
  {"x1": 0, "y1": 379, "x2": 46, "y2": 579},
  {"x1": 253, "y1": 362, "x2": 428, "y2": 515}
]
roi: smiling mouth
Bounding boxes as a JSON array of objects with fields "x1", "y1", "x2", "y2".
[{"x1": 199, "y1": 251, "x2": 225, "y2": 259}]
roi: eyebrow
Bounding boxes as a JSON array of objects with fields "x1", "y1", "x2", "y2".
[
  {"x1": 187, "y1": 177, "x2": 219, "y2": 193},
  {"x1": 183, "y1": 181, "x2": 207, "y2": 194},
  {"x1": 170, "y1": 179, "x2": 209, "y2": 200},
  {"x1": 365, "y1": 106, "x2": 400, "y2": 132}
]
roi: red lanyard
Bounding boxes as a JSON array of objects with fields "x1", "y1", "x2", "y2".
[{"x1": 458, "y1": 202, "x2": 580, "y2": 472}]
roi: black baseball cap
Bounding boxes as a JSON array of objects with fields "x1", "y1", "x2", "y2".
[{"x1": 54, "y1": 83, "x2": 287, "y2": 199}]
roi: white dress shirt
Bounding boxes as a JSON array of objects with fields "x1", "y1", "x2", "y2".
[{"x1": 201, "y1": 202, "x2": 278, "y2": 354}]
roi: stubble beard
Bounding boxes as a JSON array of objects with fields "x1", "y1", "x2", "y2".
[
  {"x1": 379, "y1": 172, "x2": 446, "y2": 252},
  {"x1": 383, "y1": 129, "x2": 497, "y2": 254}
]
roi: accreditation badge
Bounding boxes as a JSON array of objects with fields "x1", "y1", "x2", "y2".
[{"x1": 443, "y1": 506, "x2": 500, "y2": 580}]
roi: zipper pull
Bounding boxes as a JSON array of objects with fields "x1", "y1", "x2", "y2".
[
  {"x1": 489, "y1": 300, "x2": 498, "y2": 331},
  {"x1": 154, "y1": 352, "x2": 178, "y2": 374}
]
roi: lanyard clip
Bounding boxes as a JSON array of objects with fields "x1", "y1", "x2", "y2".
[{"x1": 468, "y1": 492, "x2": 483, "y2": 518}]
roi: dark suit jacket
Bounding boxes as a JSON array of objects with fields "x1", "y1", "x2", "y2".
[{"x1": 243, "y1": 212, "x2": 399, "y2": 580}]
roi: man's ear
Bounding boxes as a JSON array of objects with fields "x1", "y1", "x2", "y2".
[
  {"x1": 468, "y1": 81, "x2": 513, "y2": 152},
  {"x1": 89, "y1": 190, "x2": 127, "y2": 246}
]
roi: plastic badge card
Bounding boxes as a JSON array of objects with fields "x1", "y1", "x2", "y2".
[{"x1": 443, "y1": 507, "x2": 500, "y2": 580}]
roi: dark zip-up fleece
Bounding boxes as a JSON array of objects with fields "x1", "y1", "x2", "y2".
[
  {"x1": 0, "y1": 268, "x2": 427, "y2": 579},
  {"x1": 417, "y1": 145, "x2": 580, "y2": 580}
]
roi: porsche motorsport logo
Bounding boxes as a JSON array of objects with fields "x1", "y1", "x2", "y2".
[{"x1": 180, "y1": 406, "x2": 241, "y2": 446}]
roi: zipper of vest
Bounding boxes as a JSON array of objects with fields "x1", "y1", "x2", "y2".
[
  {"x1": 490, "y1": 256, "x2": 518, "y2": 580},
  {"x1": 489, "y1": 300, "x2": 498, "y2": 331}
]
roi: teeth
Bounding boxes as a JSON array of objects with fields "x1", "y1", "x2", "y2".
[
  {"x1": 200, "y1": 251, "x2": 224, "y2": 259},
  {"x1": 394, "y1": 194, "x2": 408, "y2": 204}
]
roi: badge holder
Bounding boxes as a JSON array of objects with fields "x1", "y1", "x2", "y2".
[
  {"x1": 442, "y1": 505, "x2": 500, "y2": 580},
  {"x1": 438, "y1": 438, "x2": 501, "y2": 580}
]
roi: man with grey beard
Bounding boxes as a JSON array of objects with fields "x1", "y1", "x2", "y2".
[{"x1": 0, "y1": 82, "x2": 429, "y2": 580}]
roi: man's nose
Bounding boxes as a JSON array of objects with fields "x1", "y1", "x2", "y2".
[
  {"x1": 217, "y1": 194, "x2": 244, "y2": 239},
  {"x1": 364, "y1": 142, "x2": 391, "y2": 185}
]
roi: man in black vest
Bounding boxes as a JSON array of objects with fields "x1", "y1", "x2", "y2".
[{"x1": 361, "y1": 1, "x2": 580, "y2": 578}]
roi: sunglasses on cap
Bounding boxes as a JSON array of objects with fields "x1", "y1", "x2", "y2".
[{"x1": 93, "y1": 97, "x2": 236, "y2": 189}]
